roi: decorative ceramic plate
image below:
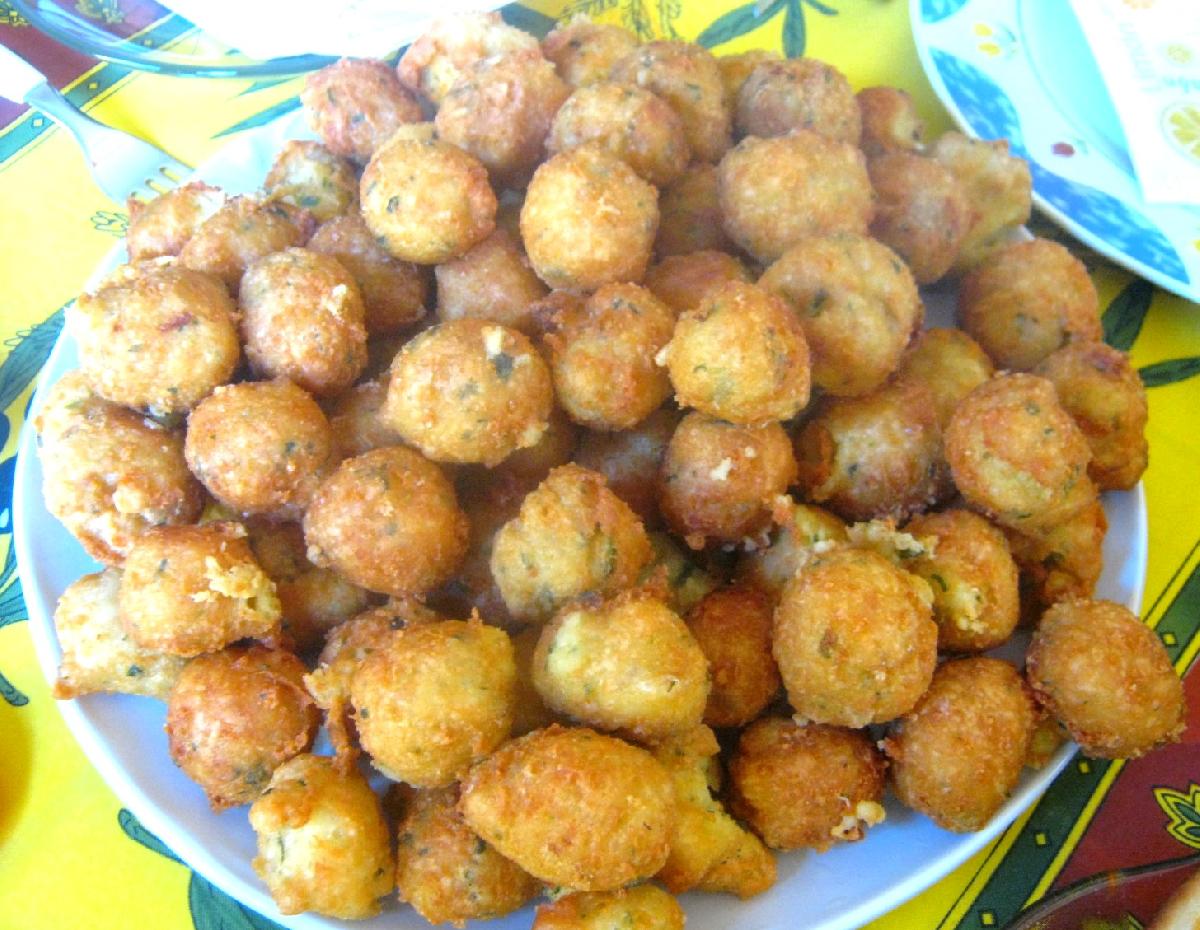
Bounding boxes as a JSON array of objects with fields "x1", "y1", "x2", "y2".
[
  {"x1": 911, "y1": 0, "x2": 1200, "y2": 304},
  {"x1": 16, "y1": 111, "x2": 1149, "y2": 930}
]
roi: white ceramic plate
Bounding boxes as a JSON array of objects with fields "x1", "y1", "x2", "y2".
[
  {"x1": 17, "y1": 112, "x2": 1148, "y2": 930},
  {"x1": 910, "y1": 0, "x2": 1200, "y2": 304}
]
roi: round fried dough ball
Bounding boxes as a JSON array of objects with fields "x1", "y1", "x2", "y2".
[
  {"x1": 397, "y1": 12, "x2": 541, "y2": 105},
  {"x1": 729, "y1": 717, "x2": 886, "y2": 851},
  {"x1": 185, "y1": 379, "x2": 334, "y2": 520},
  {"x1": 534, "y1": 886, "x2": 685, "y2": 930},
  {"x1": 34, "y1": 373, "x2": 202, "y2": 565},
  {"x1": 903, "y1": 509, "x2": 1019, "y2": 652},
  {"x1": 717, "y1": 49, "x2": 781, "y2": 104},
  {"x1": 539, "y1": 282, "x2": 675, "y2": 430},
  {"x1": 246, "y1": 521, "x2": 371, "y2": 654},
  {"x1": 303, "y1": 446, "x2": 469, "y2": 596},
  {"x1": 394, "y1": 784, "x2": 540, "y2": 925},
  {"x1": 655, "y1": 164, "x2": 737, "y2": 258},
  {"x1": 263, "y1": 140, "x2": 358, "y2": 223},
  {"x1": 958, "y1": 238, "x2": 1101, "y2": 371},
  {"x1": 179, "y1": 196, "x2": 311, "y2": 291},
  {"x1": 792, "y1": 380, "x2": 945, "y2": 522},
  {"x1": 327, "y1": 377, "x2": 404, "y2": 459},
  {"x1": 686, "y1": 585, "x2": 780, "y2": 728},
  {"x1": 350, "y1": 619, "x2": 515, "y2": 787},
  {"x1": 1006, "y1": 497, "x2": 1107, "y2": 615},
  {"x1": 435, "y1": 50, "x2": 570, "y2": 188},
  {"x1": 120, "y1": 522, "x2": 282, "y2": 657},
  {"x1": 930, "y1": 132, "x2": 1032, "y2": 272},
  {"x1": 718, "y1": 131, "x2": 872, "y2": 264},
  {"x1": 360, "y1": 137, "x2": 496, "y2": 265},
  {"x1": 774, "y1": 546, "x2": 936, "y2": 727},
  {"x1": 661, "y1": 280, "x2": 810, "y2": 425},
  {"x1": 735, "y1": 58, "x2": 860, "y2": 143},
  {"x1": 249, "y1": 754, "x2": 393, "y2": 918},
  {"x1": 1027, "y1": 600, "x2": 1185, "y2": 759},
  {"x1": 239, "y1": 248, "x2": 368, "y2": 397},
  {"x1": 868, "y1": 151, "x2": 971, "y2": 285},
  {"x1": 884, "y1": 657, "x2": 1036, "y2": 832},
  {"x1": 52, "y1": 569, "x2": 187, "y2": 700},
  {"x1": 856, "y1": 86, "x2": 925, "y2": 158},
  {"x1": 547, "y1": 81, "x2": 689, "y2": 187},
  {"x1": 644, "y1": 250, "x2": 751, "y2": 315},
  {"x1": 509, "y1": 625, "x2": 559, "y2": 736},
  {"x1": 575, "y1": 405, "x2": 680, "y2": 527},
  {"x1": 434, "y1": 228, "x2": 547, "y2": 333},
  {"x1": 166, "y1": 645, "x2": 318, "y2": 810},
  {"x1": 893, "y1": 327, "x2": 995, "y2": 428},
  {"x1": 69, "y1": 261, "x2": 239, "y2": 416},
  {"x1": 459, "y1": 725, "x2": 675, "y2": 890},
  {"x1": 734, "y1": 498, "x2": 848, "y2": 598},
  {"x1": 533, "y1": 589, "x2": 709, "y2": 742},
  {"x1": 490, "y1": 463, "x2": 652, "y2": 624},
  {"x1": 521, "y1": 143, "x2": 658, "y2": 290},
  {"x1": 945, "y1": 373, "x2": 1094, "y2": 534},
  {"x1": 489, "y1": 405, "x2": 579, "y2": 487},
  {"x1": 307, "y1": 213, "x2": 429, "y2": 335},
  {"x1": 302, "y1": 58, "x2": 423, "y2": 164},
  {"x1": 759, "y1": 233, "x2": 923, "y2": 397},
  {"x1": 126, "y1": 181, "x2": 226, "y2": 261},
  {"x1": 541, "y1": 18, "x2": 639, "y2": 88},
  {"x1": 383, "y1": 319, "x2": 552, "y2": 466},
  {"x1": 610, "y1": 41, "x2": 731, "y2": 164},
  {"x1": 1033, "y1": 341, "x2": 1148, "y2": 491},
  {"x1": 658, "y1": 413, "x2": 797, "y2": 549}
]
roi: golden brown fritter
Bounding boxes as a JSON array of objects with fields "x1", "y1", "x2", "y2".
[
  {"x1": 541, "y1": 19, "x2": 639, "y2": 89},
  {"x1": 958, "y1": 238, "x2": 1101, "y2": 371},
  {"x1": 125, "y1": 181, "x2": 226, "y2": 261},
  {"x1": 458, "y1": 725, "x2": 676, "y2": 890},
  {"x1": 249, "y1": 754, "x2": 393, "y2": 918},
  {"x1": 884, "y1": 657, "x2": 1036, "y2": 832},
  {"x1": 360, "y1": 137, "x2": 497, "y2": 265},
  {"x1": 734, "y1": 498, "x2": 848, "y2": 598},
  {"x1": 119, "y1": 522, "x2": 281, "y2": 657},
  {"x1": 179, "y1": 195, "x2": 311, "y2": 291},
  {"x1": 893, "y1": 327, "x2": 995, "y2": 428},
  {"x1": 350, "y1": 618, "x2": 516, "y2": 786},
  {"x1": 434, "y1": 228, "x2": 547, "y2": 334},
  {"x1": 68, "y1": 260, "x2": 239, "y2": 416},
  {"x1": 52, "y1": 569, "x2": 187, "y2": 700},
  {"x1": 945, "y1": 373, "x2": 1095, "y2": 534},
  {"x1": 1027, "y1": 599, "x2": 1185, "y2": 759},
  {"x1": 686, "y1": 585, "x2": 779, "y2": 729},
  {"x1": 394, "y1": 784, "x2": 540, "y2": 927},
  {"x1": 575, "y1": 405, "x2": 681, "y2": 528},
  {"x1": 302, "y1": 446, "x2": 469, "y2": 596},
  {"x1": 263, "y1": 140, "x2": 358, "y2": 222},
  {"x1": 903, "y1": 509, "x2": 1020, "y2": 652},
  {"x1": 758, "y1": 233, "x2": 923, "y2": 397},
  {"x1": 735, "y1": 58, "x2": 860, "y2": 143},
  {"x1": 661, "y1": 280, "x2": 811, "y2": 426},
  {"x1": 1006, "y1": 497, "x2": 1107, "y2": 616},
  {"x1": 655, "y1": 164, "x2": 737, "y2": 258},
  {"x1": 326, "y1": 376, "x2": 405, "y2": 460},
  {"x1": 658, "y1": 412, "x2": 797, "y2": 549},
  {"x1": 533, "y1": 886, "x2": 686, "y2": 930},
  {"x1": 538, "y1": 282, "x2": 675, "y2": 431},
  {"x1": 718, "y1": 131, "x2": 872, "y2": 264},
  {"x1": 166, "y1": 645, "x2": 318, "y2": 810},
  {"x1": 856, "y1": 86, "x2": 925, "y2": 158},
  {"x1": 384, "y1": 319, "x2": 553, "y2": 466},
  {"x1": 729, "y1": 717, "x2": 886, "y2": 851},
  {"x1": 307, "y1": 213, "x2": 430, "y2": 335},
  {"x1": 547, "y1": 81, "x2": 690, "y2": 186},
  {"x1": 435, "y1": 50, "x2": 570, "y2": 188},
  {"x1": 302, "y1": 57, "x2": 423, "y2": 164},
  {"x1": 1033, "y1": 340, "x2": 1148, "y2": 491},
  {"x1": 643, "y1": 250, "x2": 751, "y2": 316},
  {"x1": 773, "y1": 546, "x2": 936, "y2": 727},
  {"x1": 792, "y1": 379, "x2": 946, "y2": 522},
  {"x1": 34, "y1": 372, "x2": 203, "y2": 565},
  {"x1": 521, "y1": 143, "x2": 658, "y2": 290},
  {"x1": 490, "y1": 463, "x2": 652, "y2": 624},
  {"x1": 532, "y1": 589, "x2": 710, "y2": 743},
  {"x1": 716, "y1": 48, "x2": 781, "y2": 105}
]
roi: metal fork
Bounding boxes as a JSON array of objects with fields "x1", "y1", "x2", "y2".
[{"x1": 0, "y1": 43, "x2": 191, "y2": 203}]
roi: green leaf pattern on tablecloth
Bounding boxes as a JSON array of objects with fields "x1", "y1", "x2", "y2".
[
  {"x1": 1102, "y1": 278, "x2": 1153, "y2": 352},
  {"x1": 1153, "y1": 784, "x2": 1200, "y2": 849}
]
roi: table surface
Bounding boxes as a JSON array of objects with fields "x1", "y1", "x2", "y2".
[{"x1": 0, "y1": 2, "x2": 1197, "y2": 929}]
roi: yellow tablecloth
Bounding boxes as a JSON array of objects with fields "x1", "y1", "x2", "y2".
[{"x1": 1, "y1": 2, "x2": 1198, "y2": 929}]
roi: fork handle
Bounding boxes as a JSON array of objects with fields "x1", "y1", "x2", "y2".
[{"x1": 0, "y1": 42, "x2": 49, "y2": 102}]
